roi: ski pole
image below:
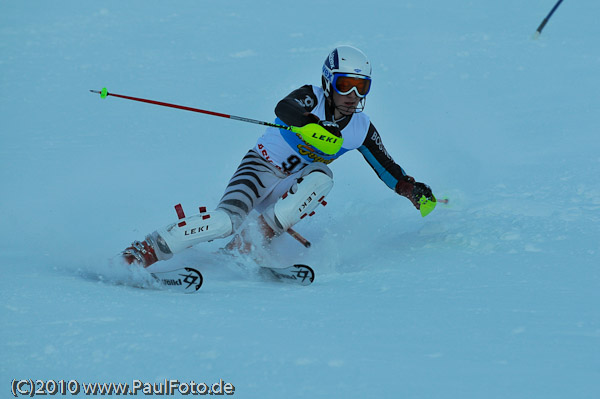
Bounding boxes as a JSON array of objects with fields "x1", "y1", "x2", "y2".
[
  {"x1": 287, "y1": 227, "x2": 311, "y2": 248},
  {"x1": 90, "y1": 88, "x2": 343, "y2": 155},
  {"x1": 91, "y1": 88, "x2": 283, "y2": 130},
  {"x1": 534, "y1": 0, "x2": 565, "y2": 38}
]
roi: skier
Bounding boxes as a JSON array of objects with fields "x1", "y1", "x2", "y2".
[{"x1": 122, "y1": 45, "x2": 435, "y2": 268}]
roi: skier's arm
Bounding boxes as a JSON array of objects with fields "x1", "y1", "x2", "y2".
[
  {"x1": 275, "y1": 85, "x2": 319, "y2": 127},
  {"x1": 358, "y1": 124, "x2": 433, "y2": 209}
]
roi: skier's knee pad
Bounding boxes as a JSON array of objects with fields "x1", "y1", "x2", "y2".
[
  {"x1": 148, "y1": 209, "x2": 233, "y2": 260},
  {"x1": 262, "y1": 170, "x2": 333, "y2": 235}
]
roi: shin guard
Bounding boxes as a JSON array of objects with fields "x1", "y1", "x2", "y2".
[
  {"x1": 148, "y1": 208, "x2": 233, "y2": 261},
  {"x1": 262, "y1": 171, "x2": 333, "y2": 235}
]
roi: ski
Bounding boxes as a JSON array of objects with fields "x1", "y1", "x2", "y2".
[
  {"x1": 150, "y1": 267, "x2": 204, "y2": 293},
  {"x1": 258, "y1": 264, "x2": 315, "y2": 286}
]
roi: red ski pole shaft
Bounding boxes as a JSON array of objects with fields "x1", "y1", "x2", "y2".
[
  {"x1": 90, "y1": 88, "x2": 291, "y2": 131},
  {"x1": 287, "y1": 228, "x2": 311, "y2": 248}
]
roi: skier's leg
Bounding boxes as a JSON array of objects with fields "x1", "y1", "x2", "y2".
[
  {"x1": 122, "y1": 209, "x2": 234, "y2": 268},
  {"x1": 222, "y1": 163, "x2": 332, "y2": 254},
  {"x1": 260, "y1": 162, "x2": 333, "y2": 236},
  {"x1": 217, "y1": 149, "x2": 290, "y2": 253},
  {"x1": 123, "y1": 149, "x2": 285, "y2": 267},
  {"x1": 216, "y1": 149, "x2": 287, "y2": 231}
]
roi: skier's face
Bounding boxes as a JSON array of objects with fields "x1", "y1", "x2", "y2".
[{"x1": 332, "y1": 90, "x2": 360, "y2": 118}]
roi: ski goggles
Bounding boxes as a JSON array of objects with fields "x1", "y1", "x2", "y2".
[{"x1": 332, "y1": 73, "x2": 371, "y2": 98}]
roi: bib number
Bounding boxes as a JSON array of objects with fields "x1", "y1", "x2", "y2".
[{"x1": 282, "y1": 155, "x2": 302, "y2": 173}]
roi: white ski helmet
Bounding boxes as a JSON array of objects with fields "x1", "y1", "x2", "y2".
[{"x1": 322, "y1": 45, "x2": 372, "y2": 101}]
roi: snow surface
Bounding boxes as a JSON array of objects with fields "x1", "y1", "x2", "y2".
[{"x1": 1, "y1": 1, "x2": 599, "y2": 398}]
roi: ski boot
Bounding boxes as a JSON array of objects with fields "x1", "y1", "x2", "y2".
[
  {"x1": 122, "y1": 240, "x2": 159, "y2": 268},
  {"x1": 223, "y1": 215, "x2": 276, "y2": 255}
]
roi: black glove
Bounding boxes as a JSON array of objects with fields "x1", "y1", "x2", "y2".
[
  {"x1": 302, "y1": 112, "x2": 320, "y2": 125},
  {"x1": 302, "y1": 112, "x2": 342, "y2": 138},
  {"x1": 318, "y1": 120, "x2": 342, "y2": 138},
  {"x1": 395, "y1": 176, "x2": 434, "y2": 210}
]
